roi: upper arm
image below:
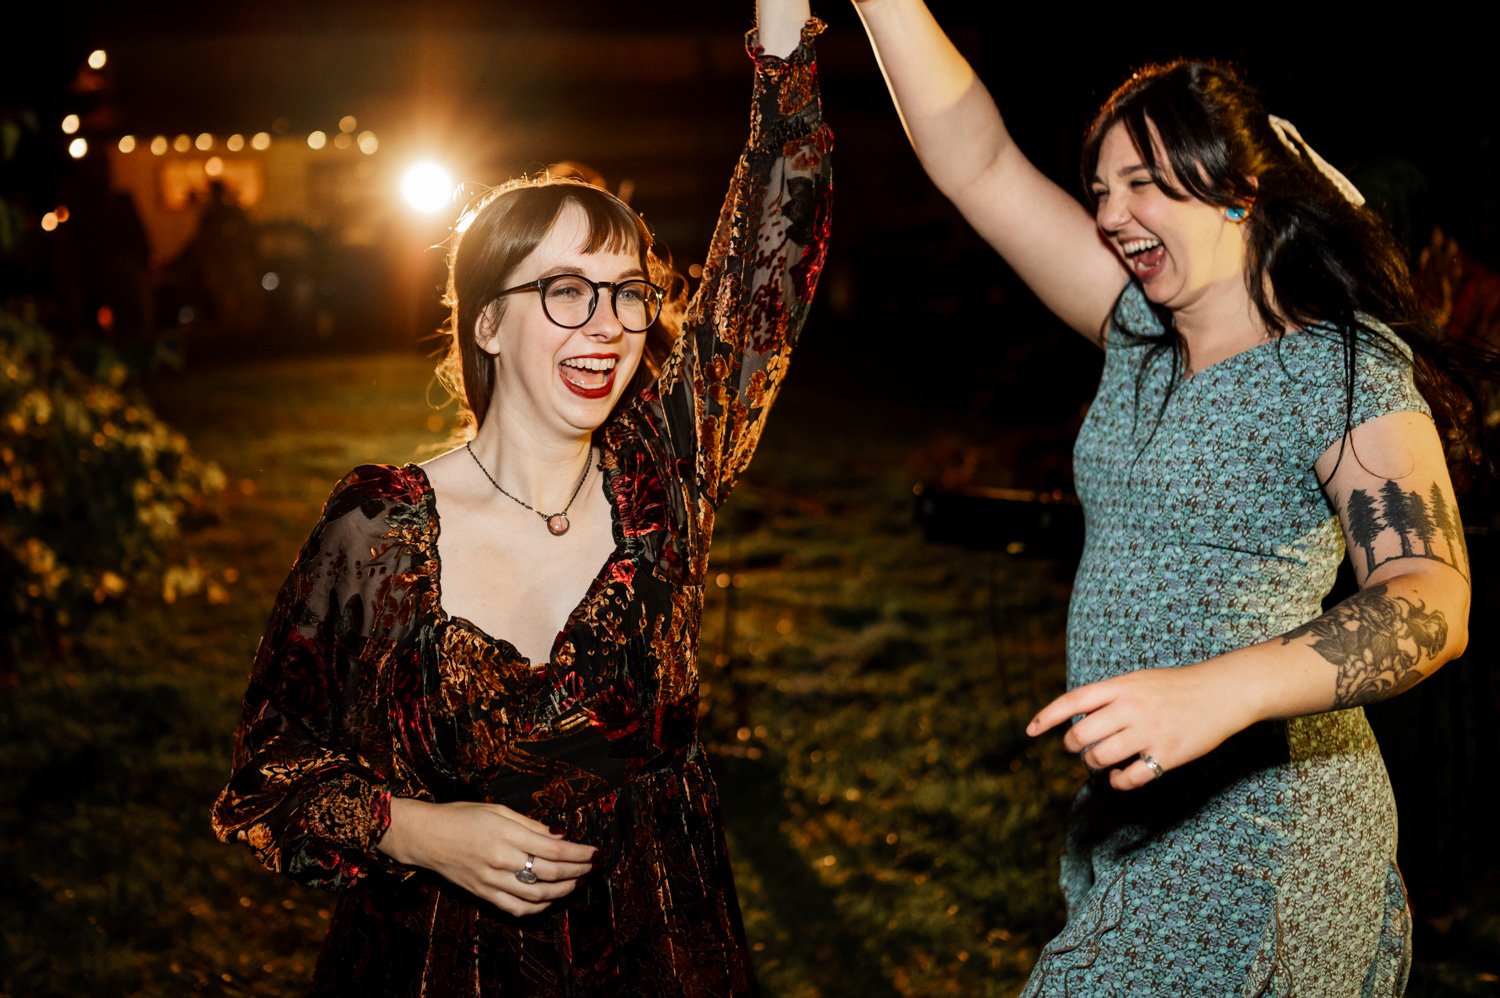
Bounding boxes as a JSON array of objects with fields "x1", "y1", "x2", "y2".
[
  {"x1": 1317, "y1": 410, "x2": 1469, "y2": 591},
  {"x1": 950, "y1": 140, "x2": 1130, "y2": 341}
]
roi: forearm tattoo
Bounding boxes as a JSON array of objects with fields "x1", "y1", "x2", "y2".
[{"x1": 1282, "y1": 584, "x2": 1447, "y2": 709}]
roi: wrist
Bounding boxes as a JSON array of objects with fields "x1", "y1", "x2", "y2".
[{"x1": 377, "y1": 797, "x2": 427, "y2": 866}]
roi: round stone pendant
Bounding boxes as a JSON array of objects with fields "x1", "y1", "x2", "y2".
[{"x1": 546, "y1": 514, "x2": 571, "y2": 536}]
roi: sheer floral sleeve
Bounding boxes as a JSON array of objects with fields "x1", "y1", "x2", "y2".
[
  {"x1": 652, "y1": 18, "x2": 832, "y2": 507},
  {"x1": 211, "y1": 465, "x2": 424, "y2": 891}
]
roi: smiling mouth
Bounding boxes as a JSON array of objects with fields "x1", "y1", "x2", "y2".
[
  {"x1": 559, "y1": 356, "x2": 618, "y2": 397},
  {"x1": 1121, "y1": 238, "x2": 1166, "y2": 278}
]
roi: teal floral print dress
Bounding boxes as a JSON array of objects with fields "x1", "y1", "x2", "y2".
[{"x1": 1023, "y1": 283, "x2": 1429, "y2": 997}]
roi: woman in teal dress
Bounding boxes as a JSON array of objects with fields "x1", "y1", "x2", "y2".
[{"x1": 854, "y1": 2, "x2": 1474, "y2": 993}]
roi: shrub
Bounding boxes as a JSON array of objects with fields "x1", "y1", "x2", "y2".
[{"x1": 1, "y1": 306, "x2": 226, "y2": 664}]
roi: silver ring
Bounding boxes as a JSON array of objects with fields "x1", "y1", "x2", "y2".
[
  {"x1": 1139, "y1": 754, "x2": 1165, "y2": 780},
  {"x1": 515, "y1": 855, "x2": 539, "y2": 885}
]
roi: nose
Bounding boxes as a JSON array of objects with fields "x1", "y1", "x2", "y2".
[
  {"x1": 583, "y1": 287, "x2": 626, "y2": 339},
  {"x1": 1096, "y1": 195, "x2": 1129, "y2": 234}
]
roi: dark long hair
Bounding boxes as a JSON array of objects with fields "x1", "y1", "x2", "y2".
[
  {"x1": 435, "y1": 176, "x2": 686, "y2": 430},
  {"x1": 1080, "y1": 59, "x2": 1484, "y2": 479}
]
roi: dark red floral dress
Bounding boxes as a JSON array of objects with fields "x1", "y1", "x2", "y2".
[{"x1": 211, "y1": 23, "x2": 830, "y2": 997}]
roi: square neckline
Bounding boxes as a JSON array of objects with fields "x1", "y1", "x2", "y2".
[{"x1": 409, "y1": 452, "x2": 628, "y2": 671}]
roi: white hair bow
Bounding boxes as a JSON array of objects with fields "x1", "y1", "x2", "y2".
[{"x1": 1267, "y1": 115, "x2": 1365, "y2": 207}]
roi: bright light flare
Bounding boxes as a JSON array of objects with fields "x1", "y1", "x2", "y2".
[{"x1": 401, "y1": 161, "x2": 455, "y2": 215}]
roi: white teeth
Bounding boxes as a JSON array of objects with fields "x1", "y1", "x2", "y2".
[
  {"x1": 1121, "y1": 238, "x2": 1161, "y2": 256},
  {"x1": 560, "y1": 357, "x2": 616, "y2": 372}
]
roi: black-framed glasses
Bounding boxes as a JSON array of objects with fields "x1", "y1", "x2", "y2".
[{"x1": 492, "y1": 274, "x2": 665, "y2": 332}]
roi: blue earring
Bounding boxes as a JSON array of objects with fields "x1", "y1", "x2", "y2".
[{"x1": 1225, "y1": 205, "x2": 1249, "y2": 222}]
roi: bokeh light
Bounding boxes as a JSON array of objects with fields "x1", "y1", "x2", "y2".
[
  {"x1": 195, "y1": 132, "x2": 214, "y2": 151},
  {"x1": 205, "y1": 156, "x2": 224, "y2": 177},
  {"x1": 87, "y1": 49, "x2": 107, "y2": 70},
  {"x1": 150, "y1": 136, "x2": 168, "y2": 155},
  {"x1": 173, "y1": 135, "x2": 191, "y2": 152},
  {"x1": 334, "y1": 133, "x2": 352, "y2": 150},
  {"x1": 339, "y1": 115, "x2": 357, "y2": 133},
  {"x1": 118, "y1": 135, "x2": 136, "y2": 153},
  {"x1": 68, "y1": 138, "x2": 88, "y2": 159},
  {"x1": 226, "y1": 134, "x2": 245, "y2": 152},
  {"x1": 401, "y1": 161, "x2": 454, "y2": 214},
  {"x1": 41, "y1": 212, "x2": 59, "y2": 232},
  {"x1": 250, "y1": 132, "x2": 271, "y2": 151},
  {"x1": 357, "y1": 131, "x2": 379, "y2": 155},
  {"x1": 61, "y1": 114, "x2": 80, "y2": 135}
]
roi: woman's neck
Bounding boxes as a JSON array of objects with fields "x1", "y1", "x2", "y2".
[
  {"x1": 467, "y1": 419, "x2": 594, "y2": 511},
  {"x1": 1171, "y1": 278, "x2": 1274, "y2": 373}
]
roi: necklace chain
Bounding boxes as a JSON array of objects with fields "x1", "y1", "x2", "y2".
[{"x1": 465, "y1": 441, "x2": 593, "y2": 537}]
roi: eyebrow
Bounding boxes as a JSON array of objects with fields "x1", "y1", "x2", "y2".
[
  {"x1": 532, "y1": 263, "x2": 647, "y2": 282},
  {"x1": 1090, "y1": 163, "x2": 1151, "y2": 186}
]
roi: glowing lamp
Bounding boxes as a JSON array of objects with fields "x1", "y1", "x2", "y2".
[{"x1": 401, "y1": 161, "x2": 455, "y2": 215}]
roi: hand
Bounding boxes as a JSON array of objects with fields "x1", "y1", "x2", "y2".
[
  {"x1": 1026, "y1": 662, "x2": 1258, "y2": 791},
  {"x1": 378, "y1": 799, "x2": 597, "y2": 916}
]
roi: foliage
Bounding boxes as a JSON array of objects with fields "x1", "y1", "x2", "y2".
[{"x1": 0, "y1": 306, "x2": 226, "y2": 664}]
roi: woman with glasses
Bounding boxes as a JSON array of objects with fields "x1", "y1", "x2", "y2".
[
  {"x1": 211, "y1": 3, "x2": 830, "y2": 992},
  {"x1": 854, "y1": 1, "x2": 1476, "y2": 994}
]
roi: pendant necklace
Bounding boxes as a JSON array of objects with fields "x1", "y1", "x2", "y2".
[{"x1": 465, "y1": 441, "x2": 593, "y2": 536}]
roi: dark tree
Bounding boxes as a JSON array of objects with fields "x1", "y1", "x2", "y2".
[
  {"x1": 1404, "y1": 489, "x2": 1437, "y2": 558},
  {"x1": 1379, "y1": 479, "x2": 1415, "y2": 557},
  {"x1": 1345, "y1": 487, "x2": 1386, "y2": 576},
  {"x1": 1427, "y1": 482, "x2": 1463, "y2": 572}
]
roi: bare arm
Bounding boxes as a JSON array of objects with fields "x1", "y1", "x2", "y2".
[
  {"x1": 757, "y1": 0, "x2": 811, "y2": 57},
  {"x1": 853, "y1": 0, "x2": 1126, "y2": 339},
  {"x1": 1029, "y1": 410, "x2": 1470, "y2": 789}
]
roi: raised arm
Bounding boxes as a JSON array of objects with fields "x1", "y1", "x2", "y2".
[
  {"x1": 1029, "y1": 411, "x2": 1470, "y2": 790},
  {"x1": 852, "y1": 0, "x2": 1125, "y2": 339},
  {"x1": 757, "y1": 0, "x2": 810, "y2": 57},
  {"x1": 654, "y1": 14, "x2": 832, "y2": 506}
]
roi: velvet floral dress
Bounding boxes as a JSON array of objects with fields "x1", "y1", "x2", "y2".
[{"x1": 211, "y1": 23, "x2": 831, "y2": 996}]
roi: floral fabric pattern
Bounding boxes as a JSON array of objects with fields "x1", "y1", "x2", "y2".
[
  {"x1": 1023, "y1": 282, "x2": 1429, "y2": 996},
  {"x1": 212, "y1": 22, "x2": 831, "y2": 997}
]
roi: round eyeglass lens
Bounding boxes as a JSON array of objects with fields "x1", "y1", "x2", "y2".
[
  {"x1": 541, "y1": 275, "x2": 597, "y2": 327},
  {"x1": 613, "y1": 280, "x2": 661, "y2": 331}
]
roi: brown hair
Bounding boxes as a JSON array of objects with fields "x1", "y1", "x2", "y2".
[{"x1": 435, "y1": 176, "x2": 684, "y2": 429}]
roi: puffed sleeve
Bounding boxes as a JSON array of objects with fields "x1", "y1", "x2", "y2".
[
  {"x1": 653, "y1": 17, "x2": 832, "y2": 507},
  {"x1": 211, "y1": 466, "x2": 413, "y2": 891}
]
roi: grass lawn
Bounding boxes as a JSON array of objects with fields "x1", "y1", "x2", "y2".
[{"x1": 2, "y1": 350, "x2": 1494, "y2": 995}]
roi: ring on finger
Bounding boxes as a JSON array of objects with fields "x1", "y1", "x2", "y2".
[
  {"x1": 1138, "y1": 753, "x2": 1165, "y2": 780},
  {"x1": 515, "y1": 854, "x2": 539, "y2": 885}
]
